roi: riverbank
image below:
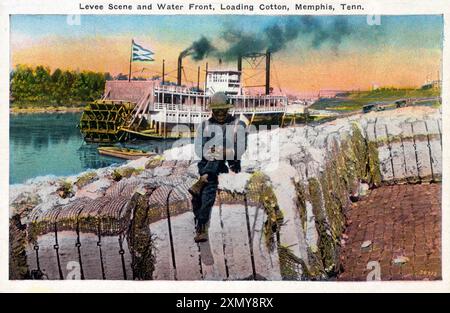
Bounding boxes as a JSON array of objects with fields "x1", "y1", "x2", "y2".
[{"x1": 311, "y1": 88, "x2": 441, "y2": 112}]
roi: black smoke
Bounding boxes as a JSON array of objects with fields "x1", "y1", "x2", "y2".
[
  {"x1": 220, "y1": 28, "x2": 267, "y2": 61},
  {"x1": 180, "y1": 36, "x2": 216, "y2": 60},
  {"x1": 183, "y1": 16, "x2": 362, "y2": 61}
]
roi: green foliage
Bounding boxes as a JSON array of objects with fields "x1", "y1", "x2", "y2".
[
  {"x1": 126, "y1": 191, "x2": 156, "y2": 280},
  {"x1": 57, "y1": 179, "x2": 74, "y2": 198},
  {"x1": 111, "y1": 167, "x2": 143, "y2": 181},
  {"x1": 75, "y1": 171, "x2": 98, "y2": 189},
  {"x1": 145, "y1": 156, "x2": 165, "y2": 169},
  {"x1": 247, "y1": 172, "x2": 284, "y2": 251},
  {"x1": 278, "y1": 245, "x2": 309, "y2": 280},
  {"x1": 9, "y1": 215, "x2": 31, "y2": 279},
  {"x1": 10, "y1": 64, "x2": 107, "y2": 107},
  {"x1": 354, "y1": 87, "x2": 441, "y2": 99}
]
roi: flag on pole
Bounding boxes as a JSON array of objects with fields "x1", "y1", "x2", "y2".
[{"x1": 132, "y1": 40, "x2": 154, "y2": 62}]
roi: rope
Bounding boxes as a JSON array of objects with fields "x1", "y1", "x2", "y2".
[
  {"x1": 53, "y1": 223, "x2": 64, "y2": 280},
  {"x1": 75, "y1": 221, "x2": 85, "y2": 280},
  {"x1": 30, "y1": 243, "x2": 47, "y2": 279},
  {"x1": 165, "y1": 188, "x2": 177, "y2": 280},
  {"x1": 118, "y1": 234, "x2": 128, "y2": 280},
  {"x1": 244, "y1": 194, "x2": 257, "y2": 280},
  {"x1": 218, "y1": 194, "x2": 230, "y2": 279}
]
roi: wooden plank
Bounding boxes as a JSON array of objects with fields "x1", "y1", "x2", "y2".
[
  {"x1": 199, "y1": 204, "x2": 228, "y2": 280},
  {"x1": 429, "y1": 137, "x2": 442, "y2": 180},
  {"x1": 425, "y1": 120, "x2": 442, "y2": 179},
  {"x1": 56, "y1": 230, "x2": 81, "y2": 279},
  {"x1": 121, "y1": 237, "x2": 134, "y2": 279},
  {"x1": 386, "y1": 124, "x2": 407, "y2": 181},
  {"x1": 101, "y1": 235, "x2": 132, "y2": 280},
  {"x1": 400, "y1": 122, "x2": 419, "y2": 181},
  {"x1": 170, "y1": 212, "x2": 203, "y2": 280},
  {"x1": 271, "y1": 163, "x2": 309, "y2": 270},
  {"x1": 426, "y1": 119, "x2": 442, "y2": 145},
  {"x1": 389, "y1": 141, "x2": 407, "y2": 181},
  {"x1": 148, "y1": 185, "x2": 178, "y2": 280},
  {"x1": 221, "y1": 204, "x2": 253, "y2": 280},
  {"x1": 79, "y1": 232, "x2": 104, "y2": 279},
  {"x1": 151, "y1": 218, "x2": 176, "y2": 280},
  {"x1": 27, "y1": 233, "x2": 61, "y2": 280},
  {"x1": 375, "y1": 122, "x2": 394, "y2": 182},
  {"x1": 365, "y1": 121, "x2": 376, "y2": 142},
  {"x1": 26, "y1": 243, "x2": 38, "y2": 277},
  {"x1": 412, "y1": 120, "x2": 433, "y2": 181},
  {"x1": 247, "y1": 205, "x2": 282, "y2": 280}
]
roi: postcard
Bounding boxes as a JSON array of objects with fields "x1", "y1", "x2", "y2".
[{"x1": 1, "y1": 0, "x2": 449, "y2": 293}]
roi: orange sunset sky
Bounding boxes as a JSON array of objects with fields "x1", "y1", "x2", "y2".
[{"x1": 10, "y1": 15, "x2": 443, "y2": 95}]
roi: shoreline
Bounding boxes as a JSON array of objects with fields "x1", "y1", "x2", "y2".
[{"x1": 10, "y1": 106, "x2": 85, "y2": 114}]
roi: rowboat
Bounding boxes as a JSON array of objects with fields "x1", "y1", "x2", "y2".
[{"x1": 97, "y1": 146, "x2": 155, "y2": 160}]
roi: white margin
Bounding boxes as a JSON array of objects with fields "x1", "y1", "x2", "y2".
[{"x1": 0, "y1": 0, "x2": 449, "y2": 293}]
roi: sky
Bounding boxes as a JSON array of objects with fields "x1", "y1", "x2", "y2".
[{"x1": 10, "y1": 15, "x2": 443, "y2": 95}]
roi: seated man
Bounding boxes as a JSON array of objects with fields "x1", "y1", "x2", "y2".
[{"x1": 189, "y1": 92, "x2": 247, "y2": 242}]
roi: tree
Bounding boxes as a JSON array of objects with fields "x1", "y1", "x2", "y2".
[
  {"x1": 52, "y1": 70, "x2": 74, "y2": 104},
  {"x1": 10, "y1": 65, "x2": 34, "y2": 101},
  {"x1": 51, "y1": 68, "x2": 62, "y2": 83},
  {"x1": 10, "y1": 65, "x2": 107, "y2": 106},
  {"x1": 34, "y1": 66, "x2": 52, "y2": 101}
]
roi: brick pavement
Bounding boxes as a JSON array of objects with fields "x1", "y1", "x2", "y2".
[{"x1": 338, "y1": 183, "x2": 441, "y2": 281}]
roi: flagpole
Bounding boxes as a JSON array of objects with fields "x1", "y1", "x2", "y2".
[
  {"x1": 128, "y1": 39, "x2": 133, "y2": 82},
  {"x1": 162, "y1": 59, "x2": 165, "y2": 85}
]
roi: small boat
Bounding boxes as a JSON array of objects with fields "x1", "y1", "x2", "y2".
[{"x1": 97, "y1": 146, "x2": 155, "y2": 160}]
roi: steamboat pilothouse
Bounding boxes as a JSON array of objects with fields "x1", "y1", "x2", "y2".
[{"x1": 79, "y1": 51, "x2": 290, "y2": 143}]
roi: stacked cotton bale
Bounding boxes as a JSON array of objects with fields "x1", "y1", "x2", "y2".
[{"x1": 9, "y1": 107, "x2": 441, "y2": 281}]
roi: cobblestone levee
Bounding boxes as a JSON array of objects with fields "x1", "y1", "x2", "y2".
[{"x1": 338, "y1": 184, "x2": 441, "y2": 281}]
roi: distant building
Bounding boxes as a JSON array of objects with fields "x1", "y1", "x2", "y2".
[
  {"x1": 318, "y1": 89, "x2": 349, "y2": 98},
  {"x1": 421, "y1": 80, "x2": 442, "y2": 90}
]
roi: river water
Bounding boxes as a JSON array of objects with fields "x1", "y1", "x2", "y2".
[{"x1": 10, "y1": 113, "x2": 177, "y2": 184}]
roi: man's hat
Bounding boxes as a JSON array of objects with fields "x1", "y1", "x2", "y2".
[{"x1": 209, "y1": 92, "x2": 233, "y2": 110}]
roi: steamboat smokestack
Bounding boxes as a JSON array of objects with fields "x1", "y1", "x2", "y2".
[
  {"x1": 204, "y1": 62, "x2": 208, "y2": 92},
  {"x1": 265, "y1": 51, "x2": 271, "y2": 95},
  {"x1": 197, "y1": 66, "x2": 200, "y2": 90},
  {"x1": 237, "y1": 56, "x2": 242, "y2": 85},
  {"x1": 177, "y1": 54, "x2": 183, "y2": 86}
]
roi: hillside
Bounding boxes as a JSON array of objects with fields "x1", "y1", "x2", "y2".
[{"x1": 311, "y1": 88, "x2": 441, "y2": 112}]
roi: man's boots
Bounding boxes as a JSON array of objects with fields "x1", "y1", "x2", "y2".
[
  {"x1": 194, "y1": 223, "x2": 209, "y2": 243},
  {"x1": 188, "y1": 174, "x2": 208, "y2": 197}
]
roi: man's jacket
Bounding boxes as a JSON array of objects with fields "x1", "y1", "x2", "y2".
[{"x1": 194, "y1": 114, "x2": 247, "y2": 177}]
